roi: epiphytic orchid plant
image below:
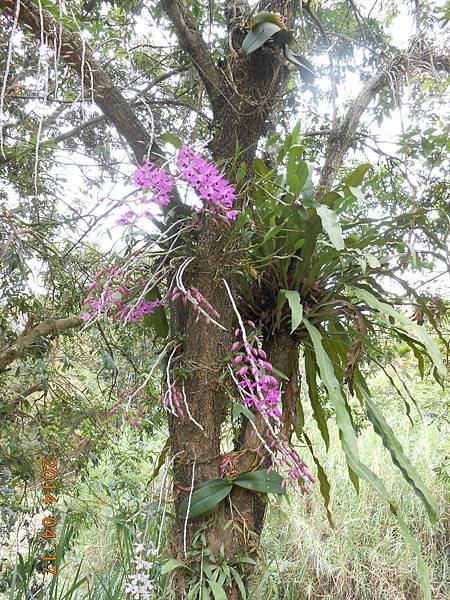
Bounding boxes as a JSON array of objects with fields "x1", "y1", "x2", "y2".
[
  {"x1": 82, "y1": 145, "x2": 314, "y2": 501},
  {"x1": 82, "y1": 132, "x2": 446, "y2": 551}
]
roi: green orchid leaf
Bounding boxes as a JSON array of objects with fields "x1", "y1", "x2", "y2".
[
  {"x1": 208, "y1": 579, "x2": 228, "y2": 600},
  {"x1": 316, "y1": 204, "x2": 345, "y2": 250},
  {"x1": 280, "y1": 289, "x2": 303, "y2": 333},
  {"x1": 304, "y1": 345, "x2": 330, "y2": 450},
  {"x1": 345, "y1": 163, "x2": 372, "y2": 187},
  {"x1": 303, "y1": 317, "x2": 387, "y2": 498},
  {"x1": 179, "y1": 479, "x2": 233, "y2": 519},
  {"x1": 234, "y1": 469, "x2": 284, "y2": 494},
  {"x1": 242, "y1": 22, "x2": 281, "y2": 55},
  {"x1": 287, "y1": 153, "x2": 309, "y2": 196},
  {"x1": 148, "y1": 438, "x2": 170, "y2": 484},
  {"x1": 230, "y1": 567, "x2": 247, "y2": 599},
  {"x1": 161, "y1": 558, "x2": 192, "y2": 575},
  {"x1": 353, "y1": 287, "x2": 446, "y2": 378},
  {"x1": 232, "y1": 403, "x2": 256, "y2": 423},
  {"x1": 143, "y1": 287, "x2": 169, "y2": 338},
  {"x1": 355, "y1": 377, "x2": 437, "y2": 524},
  {"x1": 283, "y1": 45, "x2": 316, "y2": 82}
]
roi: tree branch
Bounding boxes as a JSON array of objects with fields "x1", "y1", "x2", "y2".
[
  {"x1": 0, "y1": 68, "x2": 191, "y2": 166},
  {"x1": 160, "y1": 0, "x2": 223, "y2": 108},
  {"x1": 318, "y1": 42, "x2": 450, "y2": 193},
  {"x1": 4, "y1": 381, "x2": 45, "y2": 415},
  {"x1": 0, "y1": 0, "x2": 161, "y2": 164},
  {"x1": 0, "y1": 316, "x2": 82, "y2": 373}
]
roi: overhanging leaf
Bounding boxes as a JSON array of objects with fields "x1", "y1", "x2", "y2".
[
  {"x1": 283, "y1": 45, "x2": 316, "y2": 82},
  {"x1": 303, "y1": 317, "x2": 433, "y2": 598},
  {"x1": 304, "y1": 345, "x2": 330, "y2": 450},
  {"x1": 281, "y1": 289, "x2": 303, "y2": 333},
  {"x1": 316, "y1": 205, "x2": 345, "y2": 250},
  {"x1": 353, "y1": 287, "x2": 446, "y2": 378},
  {"x1": 303, "y1": 317, "x2": 386, "y2": 497},
  {"x1": 355, "y1": 379, "x2": 437, "y2": 524},
  {"x1": 241, "y1": 22, "x2": 281, "y2": 55},
  {"x1": 345, "y1": 163, "x2": 372, "y2": 187},
  {"x1": 394, "y1": 330, "x2": 426, "y2": 379}
]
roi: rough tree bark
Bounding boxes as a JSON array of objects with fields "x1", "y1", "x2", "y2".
[{"x1": 160, "y1": 3, "x2": 305, "y2": 591}]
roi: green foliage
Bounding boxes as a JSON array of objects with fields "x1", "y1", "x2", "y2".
[
  {"x1": 279, "y1": 290, "x2": 303, "y2": 333},
  {"x1": 143, "y1": 287, "x2": 169, "y2": 338},
  {"x1": 233, "y1": 470, "x2": 284, "y2": 494},
  {"x1": 180, "y1": 470, "x2": 284, "y2": 519},
  {"x1": 179, "y1": 479, "x2": 233, "y2": 519},
  {"x1": 241, "y1": 12, "x2": 294, "y2": 55}
]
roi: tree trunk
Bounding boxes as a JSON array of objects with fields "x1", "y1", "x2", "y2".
[{"x1": 164, "y1": 2, "x2": 302, "y2": 595}]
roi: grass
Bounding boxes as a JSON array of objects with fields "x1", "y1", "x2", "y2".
[
  {"x1": 253, "y1": 415, "x2": 449, "y2": 599},
  {"x1": 2, "y1": 373, "x2": 449, "y2": 599}
]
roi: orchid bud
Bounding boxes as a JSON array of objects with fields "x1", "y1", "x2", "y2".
[{"x1": 236, "y1": 366, "x2": 248, "y2": 377}]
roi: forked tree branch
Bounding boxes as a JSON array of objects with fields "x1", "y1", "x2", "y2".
[
  {"x1": 6, "y1": 381, "x2": 45, "y2": 413},
  {"x1": 318, "y1": 41, "x2": 450, "y2": 193},
  {"x1": 0, "y1": 316, "x2": 82, "y2": 373}
]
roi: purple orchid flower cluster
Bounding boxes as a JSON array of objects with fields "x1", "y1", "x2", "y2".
[
  {"x1": 230, "y1": 328, "x2": 283, "y2": 421},
  {"x1": 230, "y1": 326, "x2": 316, "y2": 491},
  {"x1": 176, "y1": 146, "x2": 238, "y2": 220},
  {"x1": 81, "y1": 267, "x2": 162, "y2": 323},
  {"x1": 116, "y1": 146, "x2": 239, "y2": 226},
  {"x1": 132, "y1": 161, "x2": 175, "y2": 209}
]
